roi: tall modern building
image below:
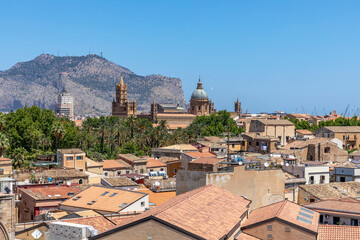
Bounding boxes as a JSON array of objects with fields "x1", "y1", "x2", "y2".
[{"x1": 55, "y1": 89, "x2": 74, "y2": 118}]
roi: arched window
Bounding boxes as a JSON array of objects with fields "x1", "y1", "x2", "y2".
[{"x1": 79, "y1": 179, "x2": 83, "y2": 184}]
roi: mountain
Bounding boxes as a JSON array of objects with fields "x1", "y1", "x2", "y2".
[{"x1": 0, "y1": 54, "x2": 186, "y2": 115}]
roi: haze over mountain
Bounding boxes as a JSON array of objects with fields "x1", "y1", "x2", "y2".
[{"x1": 0, "y1": 54, "x2": 186, "y2": 115}]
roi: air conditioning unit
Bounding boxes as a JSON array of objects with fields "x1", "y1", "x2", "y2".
[{"x1": 304, "y1": 197, "x2": 309, "y2": 201}]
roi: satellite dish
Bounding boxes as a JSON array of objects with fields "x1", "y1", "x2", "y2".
[
  {"x1": 264, "y1": 162, "x2": 269, "y2": 168},
  {"x1": 281, "y1": 162, "x2": 284, "y2": 166},
  {"x1": 329, "y1": 161, "x2": 334, "y2": 165},
  {"x1": 24, "y1": 179, "x2": 30, "y2": 184},
  {"x1": 239, "y1": 161, "x2": 243, "y2": 165},
  {"x1": 154, "y1": 181, "x2": 160, "y2": 186},
  {"x1": 66, "y1": 181, "x2": 71, "y2": 186},
  {"x1": 349, "y1": 158, "x2": 352, "y2": 162},
  {"x1": 285, "y1": 163, "x2": 289, "y2": 167}
]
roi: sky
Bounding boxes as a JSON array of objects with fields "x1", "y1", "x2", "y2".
[{"x1": 1, "y1": 1, "x2": 360, "y2": 115}]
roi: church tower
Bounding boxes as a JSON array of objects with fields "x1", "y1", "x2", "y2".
[
  {"x1": 112, "y1": 76, "x2": 137, "y2": 118},
  {"x1": 235, "y1": 98, "x2": 242, "y2": 117},
  {"x1": 151, "y1": 99, "x2": 158, "y2": 122}
]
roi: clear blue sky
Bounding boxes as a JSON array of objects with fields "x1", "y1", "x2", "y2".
[{"x1": 1, "y1": 1, "x2": 360, "y2": 115}]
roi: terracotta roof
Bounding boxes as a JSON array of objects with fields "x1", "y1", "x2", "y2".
[
  {"x1": 146, "y1": 158, "x2": 166, "y2": 168},
  {"x1": 105, "y1": 216, "x2": 135, "y2": 225},
  {"x1": 135, "y1": 188, "x2": 176, "y2": 206},
  {"x1": 60, "y1": 186, "x2": 147, "y2": 213},
  {"x1": 61, "y1": 216, "x2": 116, "y2": 234},
  {"x1": 299, "y1": 181, "x2": 360, "y2": 200},
  {"x1": 73, "y1": 120, "x2": 83, "y2": 127},
  {"x1": 58, "y1": 148, "x2": 84, "y2": 154},
  {"x1": 0, "y1": 157, "x2": 11, "y2": 161},
  {"x1": 158, "y1": 156, "x2": 179, "y2": 163},
  {"x1": 318, "y1": 225, "x2": 360, "y2": 240},
  {"x1": 237, "y1": 232, "x2": 261, "y2": 240},
  {"x1": 203, "y1": 136, "x2": 226, "y2": 143},
  {"x1": 334, "y1": 161, "x2": 358, "y2": 168},
  {"x1": 191, "y1": 157, "x2": 225, "y2": 165},
  {"x1": 282, "y1": 138, "x2": 331, "y2": 150},
  {"x1": 320, "y1": 126, "x2": 360, "y2": 133},
  {"x1": 102, "y1": 177, "x2": 137, "y2": 187},
  {"x1": 255, "y1": 119, "x2": 294, "y2": 126},
  {"x1": 101, "y1": 160, "x2": 128, "y2": 170},
  {"x1": 242, "y1": 200, "x2": 319, "y2": 234},
  {"x1": 304, "y1": 198, "x2": 360, "y2": 215},
  {"x1": 117, "y1": 154, "x2": 141, "y2": 163},
  {"x1": 296, "y1": 129, "x2": 314, "y2": 135},
  {"x1": 158, "y1": 144, "x2": 198, "y2": 151},
  {"x1": 86, "y1": 158, "x2": 102, "y2": 168},
  {"x1": 103, "y1": 185, "x2": 250, "y2": 240},
  {"x1": 20, "y1": 185, "x2": 81, "y2": 200},
  {"x1": 14, "y1": 169, "x2": 89, "y2": 181},
  {"x1": 183, "y1": 151, "x2": 216, "y2": 158}
]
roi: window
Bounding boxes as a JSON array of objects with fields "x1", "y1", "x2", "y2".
[
  {"x1": 66, "y1": 156, "x2": 73, "y2": 161},
  {"x1": 343, "y1": 135, "x2": 346, "y2": 140},
  {"x1": 320, "y1": 175, "x2": 325, "y2": 184},
  {"x1": 192, "y1": 106, "x2": 195, "y2": 111},
  {"x1": 351, "y1": 219, "x2": 359, "y2": 226},
  {"x1": 241, "y1": 141, "x2": 245, "y2": 146},
  {"x1": 87, "y1": 201, "x2": 96, "y2": 205},
  {"x1": 285, "y1": 226, "x2": 291, "y2": 232},
  {"x1": 101, "y1": 191, "x2": 109, "y2": 196},
  {"x1": 319, "y1": 215, "x2": 324, "y2": 224},
  {"x1": 141, "y1": 201, "x2": 145, "y2": 207},
  {"x1": 0, "y1": 168, "x2": 4, "y2": 175},
  {"x1": 79, "y1": 179, "x2": 83, "y2": 184},
  {"x1": 198, "y1": 106, "x2": 201, "y2": 111},
  {"x1": 160, "y1": 168, "x2": 164, "y2": 171},
  {"x1": 117, "y1": 171, "x2": 121, "y2": 176},
  {"x1": 267, "y1": 234, "x2": 272, "y2": 239},
  {"x1": 333, "y1": 216, "x2": 340, "y2": 225},
  {"x1": 110, "y1": 193, "x2": 118, "y2": 197},
  {"x1": 126, "y1": 171, "x2": 130, "y2": 174},
  {"x1": 205, "y1": 106, "x2": 207, "y2": 110},
  {"x1": 76, "y1": 156, "x2": 83, "y2": 160},
  {"x1": 267, "y1": 225, "x2": 272, "y2": 231},
  {"x1": 119, "y1": 203, "x2": 128, "y2": 208},
  {"x1": 232, "y1": 144, "x2": 235, "y2": 148},
  {"x1": 104, "y1": 172, "x2": 108, "y2": 177},
  {"x1": 174, "y1": 168, "x2": 178, "y2": 174},
  {"x1": 256, "y1": 142, "x2": 259, "y2": 146},
  {"x1": 310, "y1": 198, "x2": 315, "y2": 203},
  {"x1": 140, "y1": 169, "x2": 144, "y2": 174},
  {"x1": 324, "y1": 147, "x2": 330, "y2": 153},
  {"x1": 309, "y1": 155, "x2": 313, "y2": 161},
  {"x1": 340, "y1": 177, "x2": 346, "y2": 182},
  {"x1": 309, "y1": 176, "x2": 314, "y2": 184}
]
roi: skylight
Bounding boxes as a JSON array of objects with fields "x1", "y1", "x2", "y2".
[
  {"x1": 101, "y1": 191, "x2": 109, "y2": 196},
  {"x1": 119, "y1": 203, "x2": 128, "y2": 208},
  {"x1": 300, "y1": 207, "x2": 314, "y2": 215},
  {"x1": 149, "y1": 202, "x2": 156, "y2": 206},
  {"x1": 110, "y1": 193, "x2": 118, "y2": 197},
  {"x1": 296, "y1": 216, "x2": 312, "y2": 224},
  {"x1": 299, "y1": 211, "x2": 313, "y2": 219},
  {"x1": 73, "y1": 196, "x2": 82, "y2": 201},
  {"x1": 87, "y1": 201, "x2": 96, "y2": 205}
]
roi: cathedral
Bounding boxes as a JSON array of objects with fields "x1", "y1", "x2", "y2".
[
  {"x1": 188, "y1": 78, "x2": 214, "y2": 116},
  {"x1": 111, "y1": 76, "x2": 137, "y2": 118}
]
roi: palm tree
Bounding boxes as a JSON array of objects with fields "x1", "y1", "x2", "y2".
[
  {"x1": 0, "y1": 114, "x2": 6, "y2": 131},
  {"x1": 51, "y1": 121, "x2": 65, "y2": 149},
  {"x1": 0, "y1": 133, "x2": 9, "y2": 157},
  {"x1": 12, "y1": 147, "x2": 27, "y2": 169}
]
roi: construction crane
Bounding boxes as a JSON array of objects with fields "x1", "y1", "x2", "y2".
[{"x1": 342, "y1": 104, "x2": 350, "y2": 117}]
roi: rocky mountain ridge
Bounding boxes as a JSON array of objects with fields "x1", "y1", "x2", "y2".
[{"x1": 0, "y1": 54, "x2": 186, "y2": 115}]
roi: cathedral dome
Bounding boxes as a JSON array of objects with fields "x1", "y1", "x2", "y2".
[{"x1": 190, "y1": 79, "x2": 209, "y2": 101}]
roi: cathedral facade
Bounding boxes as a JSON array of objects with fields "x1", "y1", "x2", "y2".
[{"x1": 112, "y1": 76, "x2": 137, "y2": 118}]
